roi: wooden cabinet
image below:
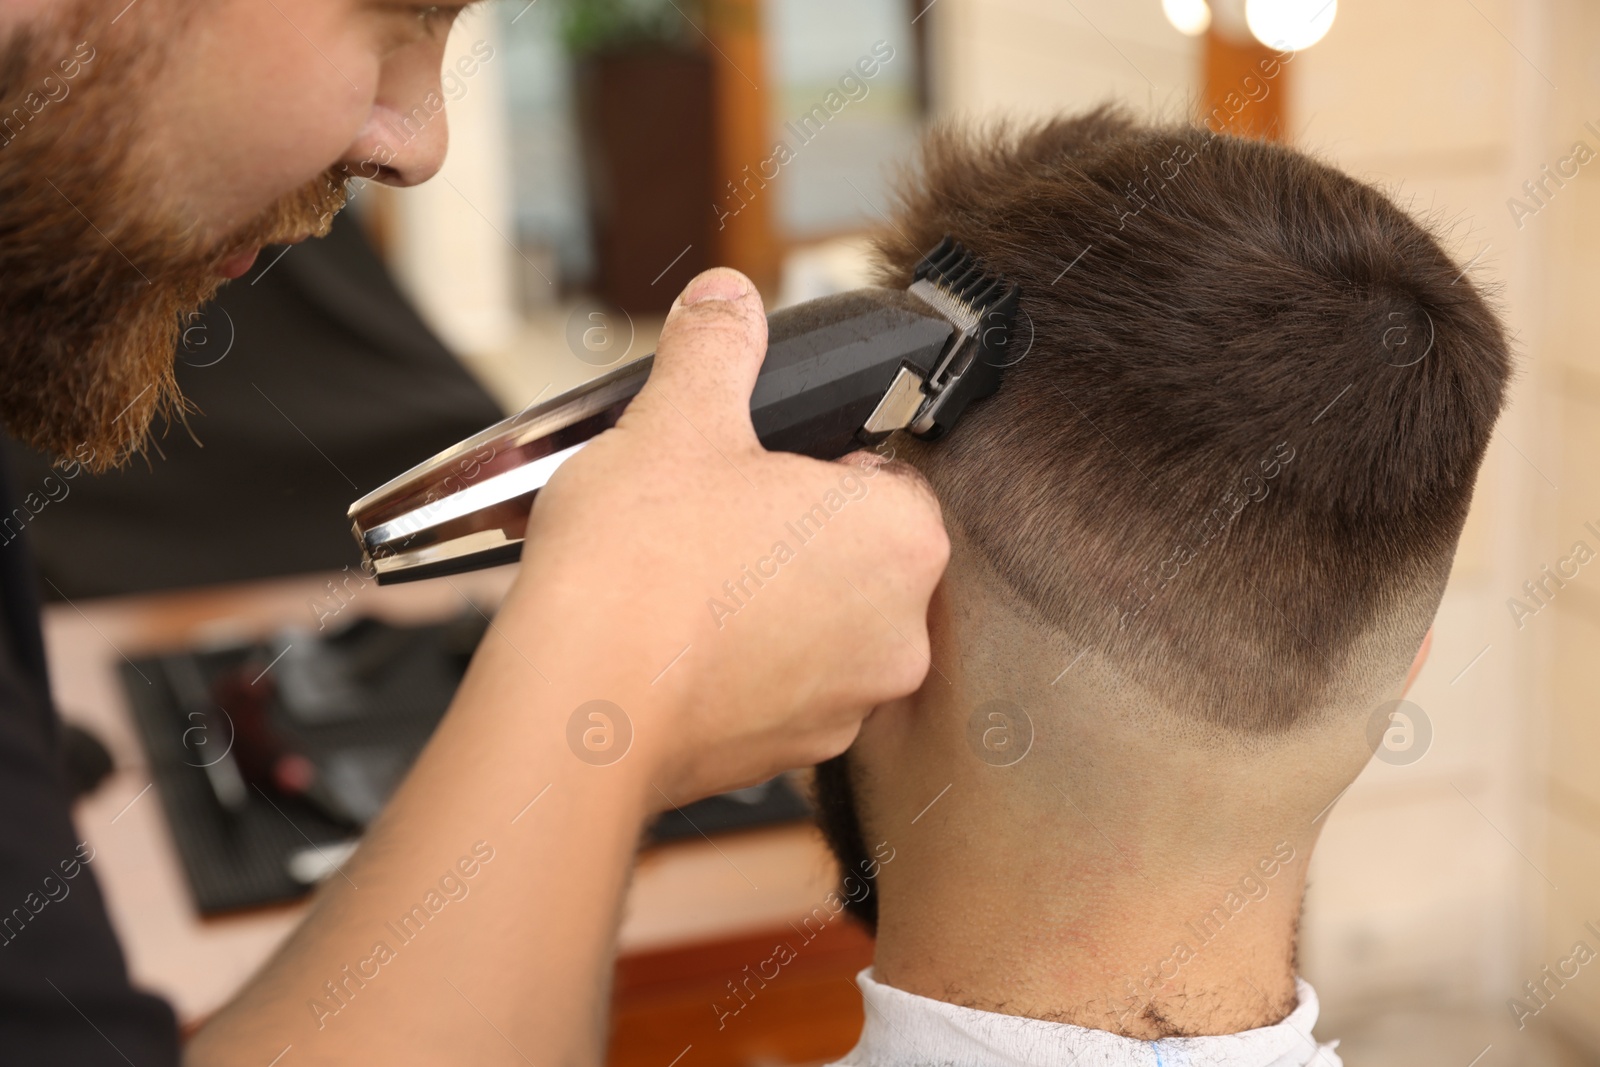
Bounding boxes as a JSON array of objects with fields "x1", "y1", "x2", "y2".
[{"x1": 610, "y1": 920, "x2": 875, "y2": 1067}]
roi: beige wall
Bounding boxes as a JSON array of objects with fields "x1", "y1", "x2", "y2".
[
  {"x1": 926, "y1": 0, "x2": 1598, "y2": 1051},
  {"x1": 927, "y1": 0, "x2": 1197, "y2": 122},
  {"x1": 1533, "y1": 0, "x2": 1600, "y2": 1047},
  {"x1": 381, "y1": 9, "x2": 520, "y2": 364}
]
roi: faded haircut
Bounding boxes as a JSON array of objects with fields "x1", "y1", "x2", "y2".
[{"x1": 814, "y1": 106, "x2": 1512, "y2": 926}]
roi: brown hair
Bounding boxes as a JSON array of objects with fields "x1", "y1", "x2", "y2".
[
  {"x1": 813, "y1": 108, "x2": 1511, "y2": 928},
  {"x1": 873, "y1": 107, "x2": 1510, "y2": 731}
]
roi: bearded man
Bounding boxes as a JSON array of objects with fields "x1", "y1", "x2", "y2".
[{"x1": 0, "y1": 3, "x2": 950, "y2": 1064}]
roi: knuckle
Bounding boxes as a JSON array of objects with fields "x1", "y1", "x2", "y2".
[
  {"x1": 877, "y1": 457, "x2": 940, "y2": 500},
  {"x1": 811, "y1": 723, "x2": 863, "y2": 765},
  {"x1": 890, "y1": 510, "x2": 950, "y2": 578},
  {"x1": 888, "y1": 647, "x2": 932, "y2": 694},
  {"x1": 926, "y1": 531, "x2": 952, "y2": 578}
]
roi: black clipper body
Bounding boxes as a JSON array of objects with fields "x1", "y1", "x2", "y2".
[{"x1": 349, "y1": 237, "x2": 1020, "y2": 583}]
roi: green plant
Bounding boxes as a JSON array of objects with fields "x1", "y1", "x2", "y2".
[{"x1": 552, "y1": 0, "x2": 704, "y2": 56}]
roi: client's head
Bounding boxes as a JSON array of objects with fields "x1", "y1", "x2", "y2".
[{"x1": 813, "y1": 107, "x2": 1511, "y2": 1036}]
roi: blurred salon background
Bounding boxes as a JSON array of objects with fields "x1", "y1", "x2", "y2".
[{"x1": 10, "y1": 0, "x2": 1600, "y2": 1063}]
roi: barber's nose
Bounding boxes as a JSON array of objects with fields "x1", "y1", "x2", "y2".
[{"x1": 340, "y1": 102, "x2": 450, "y2": 187}]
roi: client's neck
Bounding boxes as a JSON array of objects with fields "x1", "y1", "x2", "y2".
[
  {"x1": 867, "y1": 775, "x2": 1318, "y2": 1037},
  {"x1": 848, "y1": 578, "x2": 1373, "y2": 1039}
]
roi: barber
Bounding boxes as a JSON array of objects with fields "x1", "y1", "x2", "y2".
[
  {"x1": 0, "y1": 2, "x2": 948, "y2": 1064},
  {"x1": 187, "y1": 269, "x2": 948, "y2": 1065}
]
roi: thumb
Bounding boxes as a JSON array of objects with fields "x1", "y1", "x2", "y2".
[{"x1": 631, "y1": 268, "x2": 768, "y2": 449}]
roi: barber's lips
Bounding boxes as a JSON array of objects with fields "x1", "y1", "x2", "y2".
[
  {"x1": 218, "y1": 246, "x2": 260, "y2": 280},
  {"x1": 217, "y1": 233, "x2": 316, "y2": 280}
]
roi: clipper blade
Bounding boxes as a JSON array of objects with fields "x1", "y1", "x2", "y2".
[{"x1": 905, "y1": 236, "x2": 1022, "y2": 440}]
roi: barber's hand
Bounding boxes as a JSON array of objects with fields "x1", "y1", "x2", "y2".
[{"x1": 502, "y1": 268, "x2": 949, "y2": 806}]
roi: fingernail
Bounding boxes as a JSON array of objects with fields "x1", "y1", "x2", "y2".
[{"x1": 679, "y1": 270, "x2": 751, "y2": 306}]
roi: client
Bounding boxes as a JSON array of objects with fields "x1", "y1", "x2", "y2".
[{"x1": 813, "y1": 106, "x2": 1511, "y2": 1065}]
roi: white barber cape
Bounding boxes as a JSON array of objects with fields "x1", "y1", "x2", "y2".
[{"x1": 829, "y1": 969, "x2": 1342, "y2": 1067}]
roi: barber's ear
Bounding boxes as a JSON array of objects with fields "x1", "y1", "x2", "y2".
[{"x1": 1401, "y1": 627, "x2": 1433, "y2": 696}]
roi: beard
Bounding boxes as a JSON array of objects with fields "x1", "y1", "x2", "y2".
[{"x1": 0, "y1": 3, "x2": 349, "y2": 472}]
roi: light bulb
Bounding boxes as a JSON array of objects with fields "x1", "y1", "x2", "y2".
[
  {"x1": 1245, "y1": 0, "x2": 1337, "y2": 51},
  {"x1": 1163, "y1": 0, "x2": 1213, "y2": 36}
]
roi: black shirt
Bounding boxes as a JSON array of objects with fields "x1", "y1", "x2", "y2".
[{"x1": 0, "y1": 450, "x2": 180, "y2": 1065}]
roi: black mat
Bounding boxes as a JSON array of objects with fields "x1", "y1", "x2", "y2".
[
  {"x1": 122, "y1": 615, "x2": 480, "y2": 914},
  {"x1": 121, "y1": 613, "x2": 813, "y2": 915}
]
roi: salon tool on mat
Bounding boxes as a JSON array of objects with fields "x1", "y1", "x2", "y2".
[
  {"x1": 123, "y1": 612, "x2": 816, "y2": 912},
  {"x1": 349, "y1": 236, "x2": 1022, "y2": 583},
  {"x1": 122, "y1": 613, "x2": 485, "y2": 913}
]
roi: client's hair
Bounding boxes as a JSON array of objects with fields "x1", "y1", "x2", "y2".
[{"x1": 813, "y1": 106, "x2": 1511, "y2": 925}]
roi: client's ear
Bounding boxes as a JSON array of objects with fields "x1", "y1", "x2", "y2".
[{"x1": 1401, "y1": 627, "x2": 1434, "y2": 696}]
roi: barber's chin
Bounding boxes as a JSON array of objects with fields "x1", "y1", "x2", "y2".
[{"x1": 217, "y1": 246, "x2": 260, "y2": 280}]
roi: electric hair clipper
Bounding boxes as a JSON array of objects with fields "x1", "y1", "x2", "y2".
[{"x1": 348, "y1": 237, "x2": 1020, "y2": 584}]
